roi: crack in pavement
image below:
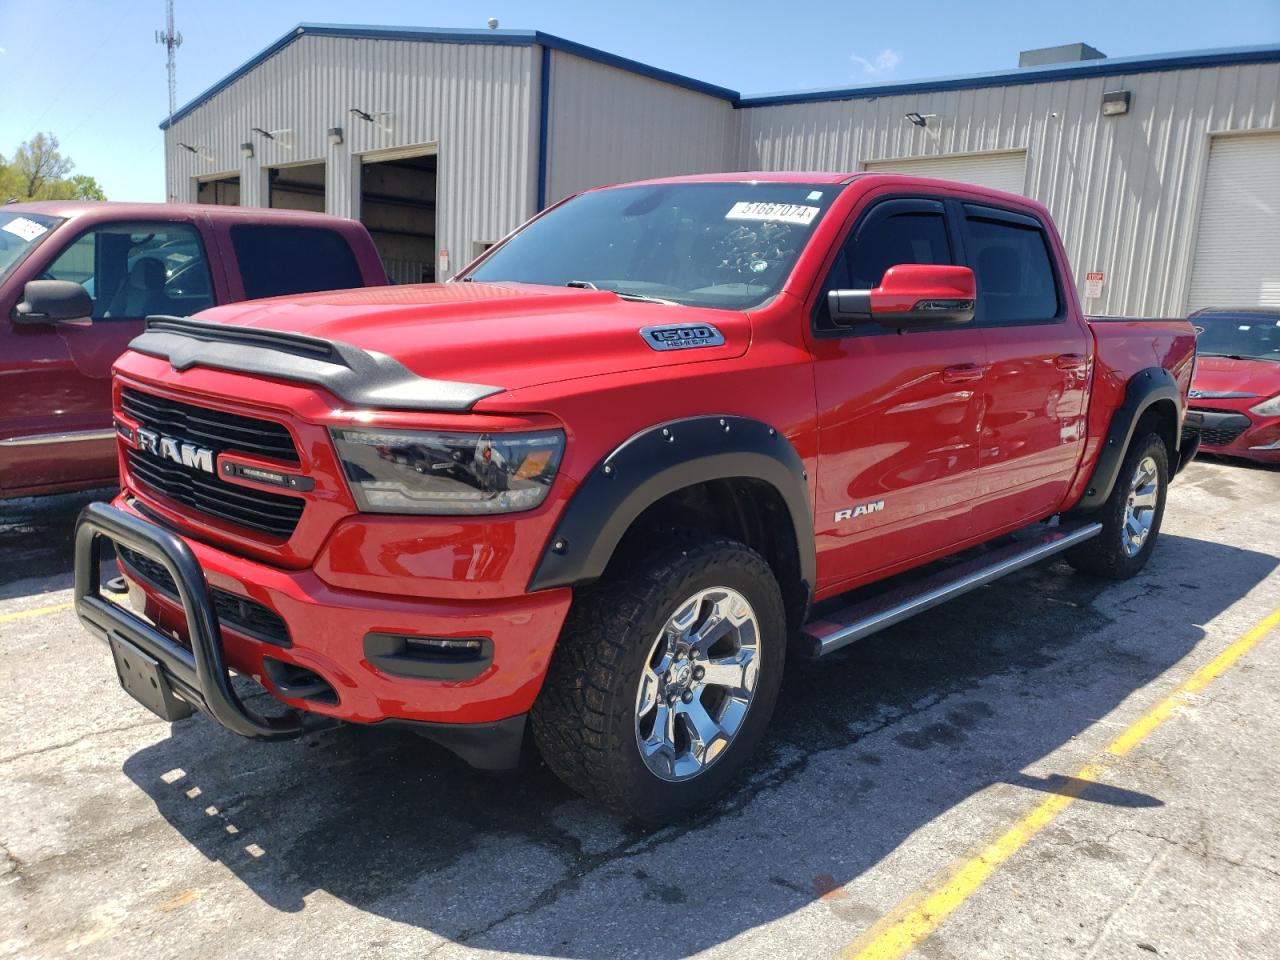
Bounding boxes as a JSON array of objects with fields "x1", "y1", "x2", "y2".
[
  {"x1": 0, "y1": 719, "x2": 163, "y2": 767},
  {"x1": 1122, "y1": 828, "x2": 1280, "y2": 881},
  {"x1": 1081, "y1": 842, "x2": 1169, "y2": 959}
]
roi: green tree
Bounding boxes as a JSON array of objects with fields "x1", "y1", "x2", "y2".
[
  {"x1": 2, "y1": 133, "x2": 107, "y2": 201},
  {"x1": 0, "y1": 161, "x2": 22, "y2": 203},
  {"x1": 14, "y1": 133, "x2": 73, "y2": 197},
  {"x1": 67, "y1": 174, "x2": 106, "y2": 201}
]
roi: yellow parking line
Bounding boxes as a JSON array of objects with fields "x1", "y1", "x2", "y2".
[
  {"x1": 838, "y1": 604, "x2": 1280, "y2": 960},
  {"x1": 0, "y1": 601, "x2": 75, "y2": 624}
]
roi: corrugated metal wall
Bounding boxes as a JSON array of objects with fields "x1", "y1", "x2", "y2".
[
  {"x1": 166, "y1": 34, "x2": 1278, "y2": 315},
  {"x1": 164, "y1": 35, "x2": 538, "y2": 270},
  {"x1": 738, "y1": 61, "x2": 1280, "y2": 316},
  {"x1": 543, "y1": 51, "x2": 738, "y2": 205}
]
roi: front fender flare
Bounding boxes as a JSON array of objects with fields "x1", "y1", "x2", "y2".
[{"x1": 527, "y1": 416, "x2": 815, "y2": 598}]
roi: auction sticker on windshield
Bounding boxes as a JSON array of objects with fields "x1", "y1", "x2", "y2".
[
  {"x1": 2, "y1": 217, "x2": 49, "y2": 242},
  {"x1": 725, "y1": 202, "x2": 820, "y2": 226}
]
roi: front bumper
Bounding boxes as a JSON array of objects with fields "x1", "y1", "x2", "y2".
[
  {"x1": 73, "y1": 500, "x2": 573, "y2": 767},
  {"x1": 1184, "y1": 408, "x2": 1280, "y2": 464}
]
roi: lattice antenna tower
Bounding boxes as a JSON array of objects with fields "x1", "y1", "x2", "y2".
[{"x1": 155, "y1": 0, "x2": 183, "y2": 122}]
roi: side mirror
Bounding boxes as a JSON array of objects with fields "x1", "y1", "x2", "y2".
[
  {"x1": 13, "y1": 280, "x2": 93, "y2": 326},
  {"x1": 829, "y1": 264, "x2": 976, "y2": 329}
]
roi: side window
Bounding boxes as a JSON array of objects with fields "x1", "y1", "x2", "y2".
[
  {"x1": 814, "y1": 198, "x2": 952, "y2": 333},
  {"x1": 962, "y1": 208, "x2": 1060, "y2": 325},
  {"x1": 42, "y1": 222, "x2": 215, "y2": 320},
  {"x1": 231, "y1": 226, "x2": 363, "y2": 300}
]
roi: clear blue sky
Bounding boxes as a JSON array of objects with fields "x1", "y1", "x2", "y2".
[{"x1": 2, "y1": 0, "x2": 1277, "y2": 202}]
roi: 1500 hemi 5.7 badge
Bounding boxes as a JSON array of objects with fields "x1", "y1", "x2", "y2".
[{"x1": 640, "y1": 323, "x2": 726, "y2": 351}]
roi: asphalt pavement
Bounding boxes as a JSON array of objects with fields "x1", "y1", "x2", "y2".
[{"x1": 2, "y1": 457, "x2": 1277, "y2": 960}]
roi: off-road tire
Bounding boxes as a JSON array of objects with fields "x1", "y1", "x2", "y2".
[
  {"x1": 531, "y1": 535, "x2": 786, "y2": 822},
  {"x1": 1066, "y1": 432, "x2": 1169, "y2": 579}
]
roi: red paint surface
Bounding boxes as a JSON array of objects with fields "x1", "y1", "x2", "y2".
[
  {"x1": 1188, "y1": 355, "x2": 1280, "y2": 464},
  {"x1": 94, "y1": 173, "x2": 1195, "y2": 727}
]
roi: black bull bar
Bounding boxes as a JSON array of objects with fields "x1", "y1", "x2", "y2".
[{"x1": 73, "y1": 501, "x2": 308, "y2": 740}]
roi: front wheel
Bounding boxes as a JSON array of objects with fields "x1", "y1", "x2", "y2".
[
  {"x1": 531, "y1": 536, "x2": 786, "y2": 822},
  {"x1": 1066, "y1": 432, "x2": 1169, "y2": 579}
]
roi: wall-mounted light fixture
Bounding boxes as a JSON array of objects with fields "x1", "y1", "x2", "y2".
[
  {"x1": 1101, "y1": 90, "x2": 1131, "y2": 117},
  {"x1": 240, "y1": 142, "x2": 254, "y2": 159},
  {"x1": 328, "y1": 127, "x2": 344, "y2": 146},
  {"x1": 904, "y1": 112, "x2": 936, "y2": 128},
  {"x1": 350, "y1": 107, "x2": 394, "y2": 133},
  {"x1": 177, "y1": 142, "x2": 215, "y2": 163},
  {"x1": 247, "y1": 127, "x2": 293, "y2": 150}
]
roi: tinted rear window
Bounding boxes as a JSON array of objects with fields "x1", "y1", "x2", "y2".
[
  {"x1": 230, "y1": 225, "x2": 362, "y2": 300},
  {"x1": 963, "y1": 214, "x2": 1060, "y2": 325}
]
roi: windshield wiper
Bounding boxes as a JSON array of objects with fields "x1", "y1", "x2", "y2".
[
  {"x1": 566, "y1": 280, "x2": 678, "y2": 305},
  {"x1": 615, "y1": 292, "x2": 680, "y2": 306}
]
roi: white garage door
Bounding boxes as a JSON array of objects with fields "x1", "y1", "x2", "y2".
[
  {"x1": 863, "y1": 151, "x2": 1027, "y2": 195},
  {"x1": 1187, "y1": 133, "x2": 1280, "y2": 311}
]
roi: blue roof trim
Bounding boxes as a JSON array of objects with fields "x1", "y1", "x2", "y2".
[
  {"x1": 159, "y1": 22, "x2": 735, "y2": 129},
  {"x1": 160, "y1": 27, "x2": 1280, "y2": 129},
  {"x1": 531, "y1": 31, "x2": 737, "y2": 100},
  {"x1": 739, "y1": 43, "x2": 1280, "y2": 107}
]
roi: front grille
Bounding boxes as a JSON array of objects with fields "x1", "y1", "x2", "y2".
[
  {"x1": 118, "y1": 546, "x2": 291, "y2": 647},
  {"x1": 1197, "y1": 426, "x2": 1249, "y2": 447},
  {"x1": 1185, "y1": 408, "x2": 1251, "y2": 449},
  {"x1": 121, "y1": 388, "x2": 298, "y2": 463},
  {"x1": 120, "y1": 388, "x2": 304, "y2": 537}
]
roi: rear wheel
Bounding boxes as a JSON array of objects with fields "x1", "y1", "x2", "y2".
[
  {"x1": 531, "y1": 536, "x2": 786, "y2": 822},
  {"x1": 1067, "y1": 432, "x2": 1168, "y2": 579}
]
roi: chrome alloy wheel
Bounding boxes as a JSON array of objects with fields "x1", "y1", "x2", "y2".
[
  {"x1": 1121, "y1": 454, "x2": 1160, "y2": 557},
  {"x1": 633, "y1": 586, "x2": 762, "y2": 782}
]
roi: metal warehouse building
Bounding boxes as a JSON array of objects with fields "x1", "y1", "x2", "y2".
[{"x1": 163, "y1": 25, "x2": 1280, "y2": 316}]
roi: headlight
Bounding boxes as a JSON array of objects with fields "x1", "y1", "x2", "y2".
[
  {"x1": 1251, "y1": 395, "x2": 1280, "y2": 417},
  {"x1": 331, "y1": 427, "x2": 565, "y2": 515}
]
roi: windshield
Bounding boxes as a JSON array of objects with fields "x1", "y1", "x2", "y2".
[
  {"x1": 0, "y1": 212, "x2": 61, "y2": 283},
  {"x1": 1194, "y1": 311, "x2": 1280, "y2": 362},
  {"x1": 464, "y1": 182, "x2": 843, "y2": 310}
]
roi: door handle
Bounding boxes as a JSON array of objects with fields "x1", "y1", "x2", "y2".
[
  {"x1": 1054, "y1": 353, "x2": 1087, "y2": 371},
  {"x1": 941, "y1": 363, "x2": 985, "y2": 383}
]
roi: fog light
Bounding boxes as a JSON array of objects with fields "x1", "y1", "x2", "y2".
[
  {"x1": 405, "y1": 637, "x2": 484, "y2": 656},
  {"x1": 364, "y1": 632, "x2": 494, "y2": 681}
]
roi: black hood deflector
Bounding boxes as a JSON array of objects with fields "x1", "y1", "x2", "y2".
[{"x1": 130, "y1": 316, "x2": 503, "y2": 412}]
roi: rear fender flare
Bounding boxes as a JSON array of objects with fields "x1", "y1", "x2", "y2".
[
  {"x1": 527, "y1": 416, "x2": 815, "y2": 600},
  {"x1": 1076, "y1": 366, "x2": 1182, "y2": 511}
]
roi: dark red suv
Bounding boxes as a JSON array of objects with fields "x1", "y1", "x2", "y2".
[{"x1": 0, "y1": 202, "x2": 387, "y2": 499}]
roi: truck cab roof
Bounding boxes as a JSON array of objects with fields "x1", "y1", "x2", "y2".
[{"x1": 3, "y1": 199, "x2": 357, "y2": 227}]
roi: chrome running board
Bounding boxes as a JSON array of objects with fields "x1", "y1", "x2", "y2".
[{"x1": 800, "y1": 520, "x2": 1103, "y2": 658}]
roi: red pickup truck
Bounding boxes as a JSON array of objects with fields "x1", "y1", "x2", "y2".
[
  {"x1": 0, "y1": 202, "x2": 386, "y2": 499},
  {"x1": 72, "y1": 173, "x2": 1197, "y2": 820}
]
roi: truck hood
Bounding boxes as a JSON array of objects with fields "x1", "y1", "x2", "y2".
[
  {"x1": 189, "y1": 282, "x2": 749, "y2": 396},
  {"x1": 1191, "y1": 355, "x2": 1280, "y2": 399}
]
